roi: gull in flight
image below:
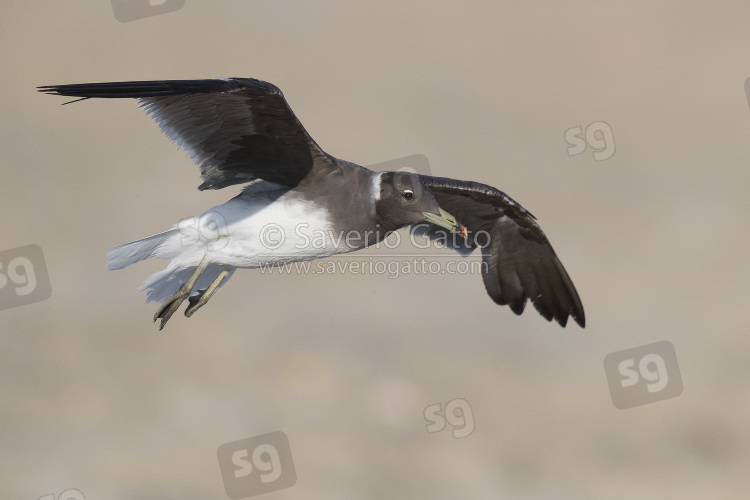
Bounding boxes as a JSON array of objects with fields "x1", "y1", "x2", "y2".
[{"x1": 39, "y1": 78, "x2": 585, "y2": 329}]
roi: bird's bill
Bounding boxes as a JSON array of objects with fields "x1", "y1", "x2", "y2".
[{"x1": 422, "y1": 208, "x2": 468, "y2": 239}]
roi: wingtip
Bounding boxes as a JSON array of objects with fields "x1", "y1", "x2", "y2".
[
  {"x1": 574, "y1": 313, "x2": 586, "y2": 328},
  {"x1": 558, "y1": 309, "x2": 585, "y2": 328},
  {"x1": 550, "y1": 305, "x2": 585, "y2": 329}
]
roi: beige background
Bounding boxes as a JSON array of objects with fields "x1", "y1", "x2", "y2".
[{"x1": 2, "y1": 1, "x2": 749, "y2": 498}]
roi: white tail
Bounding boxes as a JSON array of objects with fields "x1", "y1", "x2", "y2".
[
  {"x1": 107, "y1": 228, "x2": 235, "y2": 304},
  {"x1": 106, "y1": 229, "x2": 180, "y2": 270}
]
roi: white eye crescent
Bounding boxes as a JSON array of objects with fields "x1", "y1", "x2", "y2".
[{"x1": 403, "y1": 190, "x2": 414, "y2": 200}]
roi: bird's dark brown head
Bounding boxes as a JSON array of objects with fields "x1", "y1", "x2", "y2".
[{"x1": 374, "y1": 172, "x2": 467, "y2": 237}]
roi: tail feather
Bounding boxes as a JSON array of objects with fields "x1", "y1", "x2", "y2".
[
  {"x1": 107, "y1": 228, "x2": 179, "y2": 270},
  {"x1": 108, "y1": 227, "x2": 236, "y2": 304},
  {"x1": 139, "y1": 264, "x2": 193, "y2": 304}
]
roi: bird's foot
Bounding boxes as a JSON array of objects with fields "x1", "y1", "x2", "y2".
[
  {"x1": 185, "y1": 270, "x2": 229, "y2": 318},
  {"x1": 153, "y1": 281, "x2": 194, "y2": 330},
  {"x1": 152, "y1": 256, "x2": 208, "y2": 330}
]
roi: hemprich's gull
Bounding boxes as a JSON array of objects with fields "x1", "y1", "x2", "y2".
[{"x1": 38, "y1": 78, "x2": 585, "y2": 329}]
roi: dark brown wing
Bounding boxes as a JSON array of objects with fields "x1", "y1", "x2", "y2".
[
  {"x1": 38, "y1": 78, "x2": 334, "y2": 190},
  {"x1": 419, "y1": 175, "x2": 585, "y2": 328}
]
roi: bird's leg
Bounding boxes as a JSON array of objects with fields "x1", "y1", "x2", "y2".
[
  {"x1": 153, "y1": 256, "x2": 208, "y2": 330},
  {"x1": 184, "y1": 270, "x2": 229, "y2": 318}
]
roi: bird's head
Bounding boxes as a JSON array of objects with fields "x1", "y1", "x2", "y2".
[{"x1": 374, "y1": 172, "x2": 467, "y2": 237}]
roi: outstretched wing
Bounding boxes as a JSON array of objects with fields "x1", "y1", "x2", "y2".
[
  {"x1": 418, "y1": 175, "x2": 585, "y2": 328},
  {"x1": 38, "y1": 78, "x2": 335, "y2": 190}
]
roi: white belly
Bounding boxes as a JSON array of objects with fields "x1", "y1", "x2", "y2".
[{"x1": 179, "y1": 188, "x2": 352, "y2": 269}]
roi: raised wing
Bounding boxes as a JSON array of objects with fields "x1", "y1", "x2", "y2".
[
  {"x1": 418, "y1": 175, "x2": 585, "y2": 328},
  {"x1": 38, "y1": 78, "x2": 335, "y2": 190}
]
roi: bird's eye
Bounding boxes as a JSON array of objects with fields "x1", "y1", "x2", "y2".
[{"x1": 403, "y1": 190, "x2": 414, "y2": 200}]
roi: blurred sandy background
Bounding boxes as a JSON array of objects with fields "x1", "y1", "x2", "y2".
[{"x1": 2, "y1": 1, "x2": 750, "y2": 498}]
